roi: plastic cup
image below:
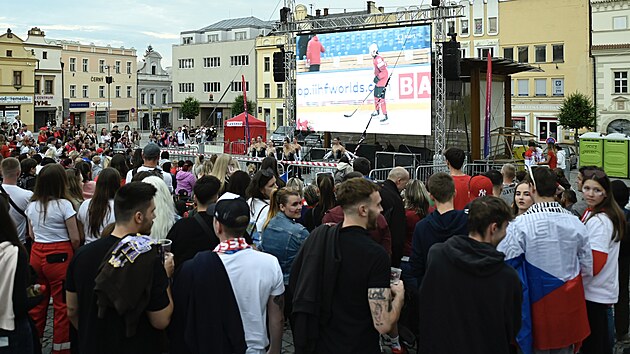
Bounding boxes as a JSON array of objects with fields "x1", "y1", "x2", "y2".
[
  {"x1": 158, "y1": 239, "x2": 172, "y2": 253},
  {"x1": 390, "y1": 267, "x2": 402, "y2": 285}
]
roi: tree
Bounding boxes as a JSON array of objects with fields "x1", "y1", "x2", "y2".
[
  {"x1": 181, "y1": 96, "x2": 200, "y2": 125},
  {"x1": 231, "y1": 95, "x2": 256, "y2": 116},
  {"x1": 557, "y1": 92, "x2": 596, "y2": 149}
]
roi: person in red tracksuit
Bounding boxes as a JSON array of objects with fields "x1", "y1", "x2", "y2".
[
  {"x1": 306, "y1": 35, "x2": 325, "y2": 72},
  {"x1": 370, "y1": 43, "x2": 389, "y2": 123},
  {"x1": 25, "y1": 164, "x2": 81, "y2": 354}
]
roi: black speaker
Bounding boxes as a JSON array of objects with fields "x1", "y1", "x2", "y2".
[
  {"x1": 273, "y1": 51, "x2": 286, "y2": 82},
  {"x1": 432, "y1": 0, "x2": 440, "y2": 6},
  {"x1": 443, "y1": 40, "x2": 461, "y2": 81},
  {"x1": 280, "y1": 7, "x2": 290, "y2": 23}
]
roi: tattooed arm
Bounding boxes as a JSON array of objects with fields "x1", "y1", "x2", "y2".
[
  {"x1": 267, "y1": 294, "x2": 285, "y2": 354},
  {"x1": 367, "y1": 281, "x2": 405, "y2": 334}
]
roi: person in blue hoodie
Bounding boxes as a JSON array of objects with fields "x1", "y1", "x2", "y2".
[{"x1": 410, "y1": 172, "x2": 468, "y2": 288}]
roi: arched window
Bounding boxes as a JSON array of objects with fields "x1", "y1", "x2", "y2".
[{"x1": 607, "y1": 118, "x2": 630, "y2": 134}]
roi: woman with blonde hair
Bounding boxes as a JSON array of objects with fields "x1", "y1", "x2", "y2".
[
  {"x1": 141, "y1": 175, "x2": 177, "y2": 240},
  {"x1": 196, "y1": 159, "x2": 214, "y2": 179},
  {"x1": 210, "y1": 154, "x2": 231, "y2": 194},
  {"x1": 402, "y1": 179, "x2": 430, "y2": 289},
  {"x1": 65, "y1": 168, "x2": 84, "y2": 211}
]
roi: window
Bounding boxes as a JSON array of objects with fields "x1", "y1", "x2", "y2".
[
  {"x1": 614, "y1": 71, "x2": 628, "y2": 94},
  {"x1": 460, "y1": 48, "x2": 467, "y2": 58},
  {"x1": 82, "y1": 58, "x2": 88, "y2": 72},
  {"x1": 511, "y1": 79, "x2": 515, "y2": 96},
  {"x1": 552, "y1": 44, "x2": 564, "y2": 62},
  {"x1": 99, "y1": 86, "x2": 105, "y2": 98},
  {"x1": 203, "y1": 57, "x2": 220, "y2": 67},
  {"x1": 477, "y1": 48, "x2": 493, "y2": 58},
  {"x1": 535, "y1": 79, "x2": 546, "y2": 96},
  {"x1": 183, "y1": 37, "x2": 193, "y2": 44},
  {"x1": 503, "y1": 47, "x2": 513, "y2": 60},
  {"x1": 512, "y1": 116, "x2": 525, "y2": 131},
  {"x1": 70, "y1": 85, "x2": 76, "y2": 98},
  {"x1": 151, "y1": 65, "x2": 156, "y2": 75},
  {"x1": 613, "y1": 16, "x2": 628, "y2": 30},
  {"x1": 264, "y1": 57, "x2": 270, "y2": 72},
  {"x1": 488, "y1": 17, "x2": 498, "y2": 34},
  {"x1": 126, "y1": 61, "x2": 132, "y2": 74},
  {"x1": 115, "y1": 61, "x2": 121, "y2": 74},
  {"x1": 235, "y1": 31, "x2": 247, "y2": 40},
  {"x1": 99, "y1": 59, "x2": 105, "y2": 73},
  {"x1": 82, "y1": 85, "x2": 89, "y2": 98},
  {"x1": 115, "y1": 86, "x2": 121, "y2": 98},
  {"x1": 162, "y1": 93, "x2": 168, "y2": 104},
  {"x1": 178, "y1": 58, "x2": 194, "y2": 69},
  {"x1": 6, "y1": 50, "x2": 12, "y2": 57},
  {"x1": 69, "y1": 58, "x2": 76, "y2": 72},
  {"x1": 34, "y1": 80, "x2": 40, "y2": 94},
  {"x1": 178, "y1": 83, "x2": 194, "y2": 93},
  {"x1": 518, "y1": 46, "x2": 529, "y2": 63},
  {"x1": 535, "y1": 45, "x2": 546, "y2": 63},
  {"x1": 552, "y1": 78, "x2": 564, "y2": 96},
  {"x1": 44, "y1": 80, "x2": 53, "y2": 94},
  {"x1": 474, "y1": 19, "x2": 483, "y2": 35},
  {"x1": 447, "y1": 20, "x2": 456, "y2": 35},
  {"x1": 230, "y1": 81, "x2": 249, "y2": 92},
  {"x1": 42, "y1": 51, "x2": 48, "y2": 59},
  {"x1": 207, "y1": 34, "x2": 219, "y2": 42},
  {"x1": 117, "y1": 111, "x2": 129, "y2": 122},
  {"x1": 203, "y1": 82, "x2": 221, "y2": 92},
  {"x1": 230, "y1": 55, "x2": 249, "y2": 66},
  {"x1": 460, "y1": 19, "x2": 469, "y2": 36},
  {"x1": 517, "y1": 79, "x2": 529, "y2": 96},
  {"x1": 277, "y1": 84, "x2": 283, "y2": 98},
  {"x1": 264, "y1": 84, "x2": 270, "y2": 98},
  {"x1": 141, "y1": 93, "x2": 146, "y2": 105},
  {"x1": 127, "y1": 86, "x2": 132, "y2": 98},
  {"x1": 150, "y1": 93, "x2": 155, "y2": 105},
  {"x1": 276, "y1": 108, "x2": 284, "y2": 128},
  {"x1": 13, "y1": 71, "x2": 22, "y2": 87}
]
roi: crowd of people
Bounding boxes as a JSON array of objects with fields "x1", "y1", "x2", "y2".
[
  {"x1": 0, "y1": 123, "x2": 629, "y2": 354},
  {"x1": 148, "y1": 125, "x2": 218, "y2": 148}
]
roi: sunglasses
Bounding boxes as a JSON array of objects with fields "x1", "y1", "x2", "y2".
[{"x1": 583, "y1": 169, "x2": 606, "y2": 180}]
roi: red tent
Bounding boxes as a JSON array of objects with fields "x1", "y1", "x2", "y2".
[{"x1": 223, "y1": 112, "x2": 266, "y2": 154}]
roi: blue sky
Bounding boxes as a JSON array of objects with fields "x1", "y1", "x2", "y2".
[{"x1": 1, "y1": 0, "x2": 403, "y2": 67}]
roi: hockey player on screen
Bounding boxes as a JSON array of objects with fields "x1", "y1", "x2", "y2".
[{"x1": 370, "y1": 43, "x2": 389, "y2": 123}]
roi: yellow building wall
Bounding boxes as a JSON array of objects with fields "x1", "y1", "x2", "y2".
[
  {"x1": 499, "y1": 0, "x2": 592, "y2": 142},
  {"x1": 256, "y1": 35, "x2": 286, "y2": 132},
  {"x1": 0, "y1": 31, "x2": 37, "y2": 127}
]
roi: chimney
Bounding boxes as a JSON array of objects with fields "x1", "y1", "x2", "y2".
[
  {"x1": 315, "y1": 9, "x2": 321, "y2": 17},
  {"x1": 378, "y1": 6, "x2": 384, "y2": 13},
  {"x1": 323, "y1": 8, "x2": 329, "y2": 16},
  {"x1": 367, "y1": 1, "x2": 375, "y2": 13}
]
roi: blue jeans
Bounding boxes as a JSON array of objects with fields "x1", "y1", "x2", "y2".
[{"x1": 0, "y1": 317, "x2": 33, "y2": 354}]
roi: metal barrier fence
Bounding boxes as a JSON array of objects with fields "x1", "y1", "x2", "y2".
[
  {"x1": 415, "y1": 164, "x2": 448, "y2": 182},
  {"x1": 368, "y1": 166, "x2": 415, "y2": 182}
]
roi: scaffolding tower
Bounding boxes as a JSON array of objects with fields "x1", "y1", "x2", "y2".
[{"x1": 273, "y1": 3, "x2": 463, "y2": 157}]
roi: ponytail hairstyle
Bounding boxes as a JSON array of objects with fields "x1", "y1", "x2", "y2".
[
  {"x1": 263, "y1": 187, "x2": 301, "y2": 230},
  {"x1": 317, "y1": 173, "x2": 336, "y2": 219}
]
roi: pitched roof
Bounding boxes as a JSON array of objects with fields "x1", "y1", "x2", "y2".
[{"x1": 196, "y1": 16, "x2": 274, "y2": 32}]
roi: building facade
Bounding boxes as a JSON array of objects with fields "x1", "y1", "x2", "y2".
[
  {"x1": 592, "y1": 0, "x2": 630, "y2": 135},
  {"x1": 137, "y1": 45, "x2": 172, "y2": 130},
  {"x1": 452, "y1": 0, "x2": 592, "y2": 143},
  {"x1": 0, "y1": 29, "x2": 37, "y2": 127},
  {"x1": 59, "y1": 41, "x2": 137, "y2": 129},
  {"x1": 255, "y1": 35, "x2": 286, "y2": 131},
  {"x1": 24, "y1": 27, "x2": 63, "y2": 129},
  {"x1": 171, "y1": 16, "x2": 274, "y2": 129}
]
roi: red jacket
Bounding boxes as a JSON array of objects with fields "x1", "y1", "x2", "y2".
[
  {"x1": 322, "y1": 205, "x2": 391, "y2": 256},
  {"x1": 306, "y1": 36, "x2": 325, "y2": 65}
]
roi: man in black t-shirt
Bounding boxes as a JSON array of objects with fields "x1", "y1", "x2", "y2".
[
  {"x1": 66, "y1": 182, "x2": 174, "y2": 354},
  {"x1": 292, "y1": 177, "x2": 405, "y2": 354},
  {"x1": 167, "y1": 175, "x2": 221, "y2": 270}
]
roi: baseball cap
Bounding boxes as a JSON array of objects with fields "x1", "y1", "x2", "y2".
[
  {"x1": 96, "y1": 147, "x2": 104, "y2": 154},
  {"x1": 469, "y1": 175, "x2": 494, "y2": 201},
  {"x1": 208, "y1": 192, "x2": 250, "y2": 228},
  {"x1": 143, "y1": 143, "x2": 160, "y2": 159}
]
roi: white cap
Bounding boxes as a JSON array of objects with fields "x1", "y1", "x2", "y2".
[{"x1": 369, "y1": 43, "x2": 379, "y2": 57}]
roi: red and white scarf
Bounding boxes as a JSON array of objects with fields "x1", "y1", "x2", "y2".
[{"x1": 213, "y1": 237, "x2": 251, "y2": 255}]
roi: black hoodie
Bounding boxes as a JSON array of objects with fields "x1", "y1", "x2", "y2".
[
  {"x1": 418, "y1": 235, "x2": 522, "y2": 354},
  {"x1": 410, "y1": 209, "x2": 468, "y2": 286}
]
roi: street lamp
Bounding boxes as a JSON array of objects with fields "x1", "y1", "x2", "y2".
[{"x1": 105, "y1": 65, "x2": 113, "y2": 128}]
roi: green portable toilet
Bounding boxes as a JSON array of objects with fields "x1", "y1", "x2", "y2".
[
  {"x1": 579, "y1": 132, "x2": 604, "y2": 168},
  {"x1": 603, "y1": 133, "x2": 630, "y2": 178}
]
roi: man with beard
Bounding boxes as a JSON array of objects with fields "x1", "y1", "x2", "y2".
[
  {"x1": 290, "y1": 177, "x2": 405, "y2": 354},
  {"x1": 66, "y1": 182, "x2": 174, "y2": 354}
]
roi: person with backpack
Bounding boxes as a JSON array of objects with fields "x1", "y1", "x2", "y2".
[
  {"x1": 1, "y1": 158, "x2": 33, "y2": 245},
  {"x1": 124, "y1": 143, "x2": 173, "y2": 193},
  {"x1": 245, "y1": 168, "x2": 276, "y2": 248}
]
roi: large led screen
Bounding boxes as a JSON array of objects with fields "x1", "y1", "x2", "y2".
[{"x1": 295, "y1": 25, "x2": 432, "y2": 135}]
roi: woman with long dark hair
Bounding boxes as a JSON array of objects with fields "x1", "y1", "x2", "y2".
[
  {"x1": 246, "y1": 168, "x2": 277, "y2": 247},
  {"x1": 26, "y1": 164, "x2": 80, "y2": 354},
  {"x1": 303, "y1": 173, "x2": 335, "y2": 232},
  {"x1": 130, "y1": 148, "x2": 143, "y2": 169},
  {"x1": 108, "y1": 153, "x2": 129, "y2": 185},
  {"x1": 580, "y1": 168, "x2": 627, "y2": 354},
  {"x1": 65, "y1": 168, "x2": 84, "y2": 211},
  {"x1": 0, "y1": 195, "x2": 33, "y2": 353},
  {"x1": 76, "y1": 168, "x2": 121, "y2": 244}
]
